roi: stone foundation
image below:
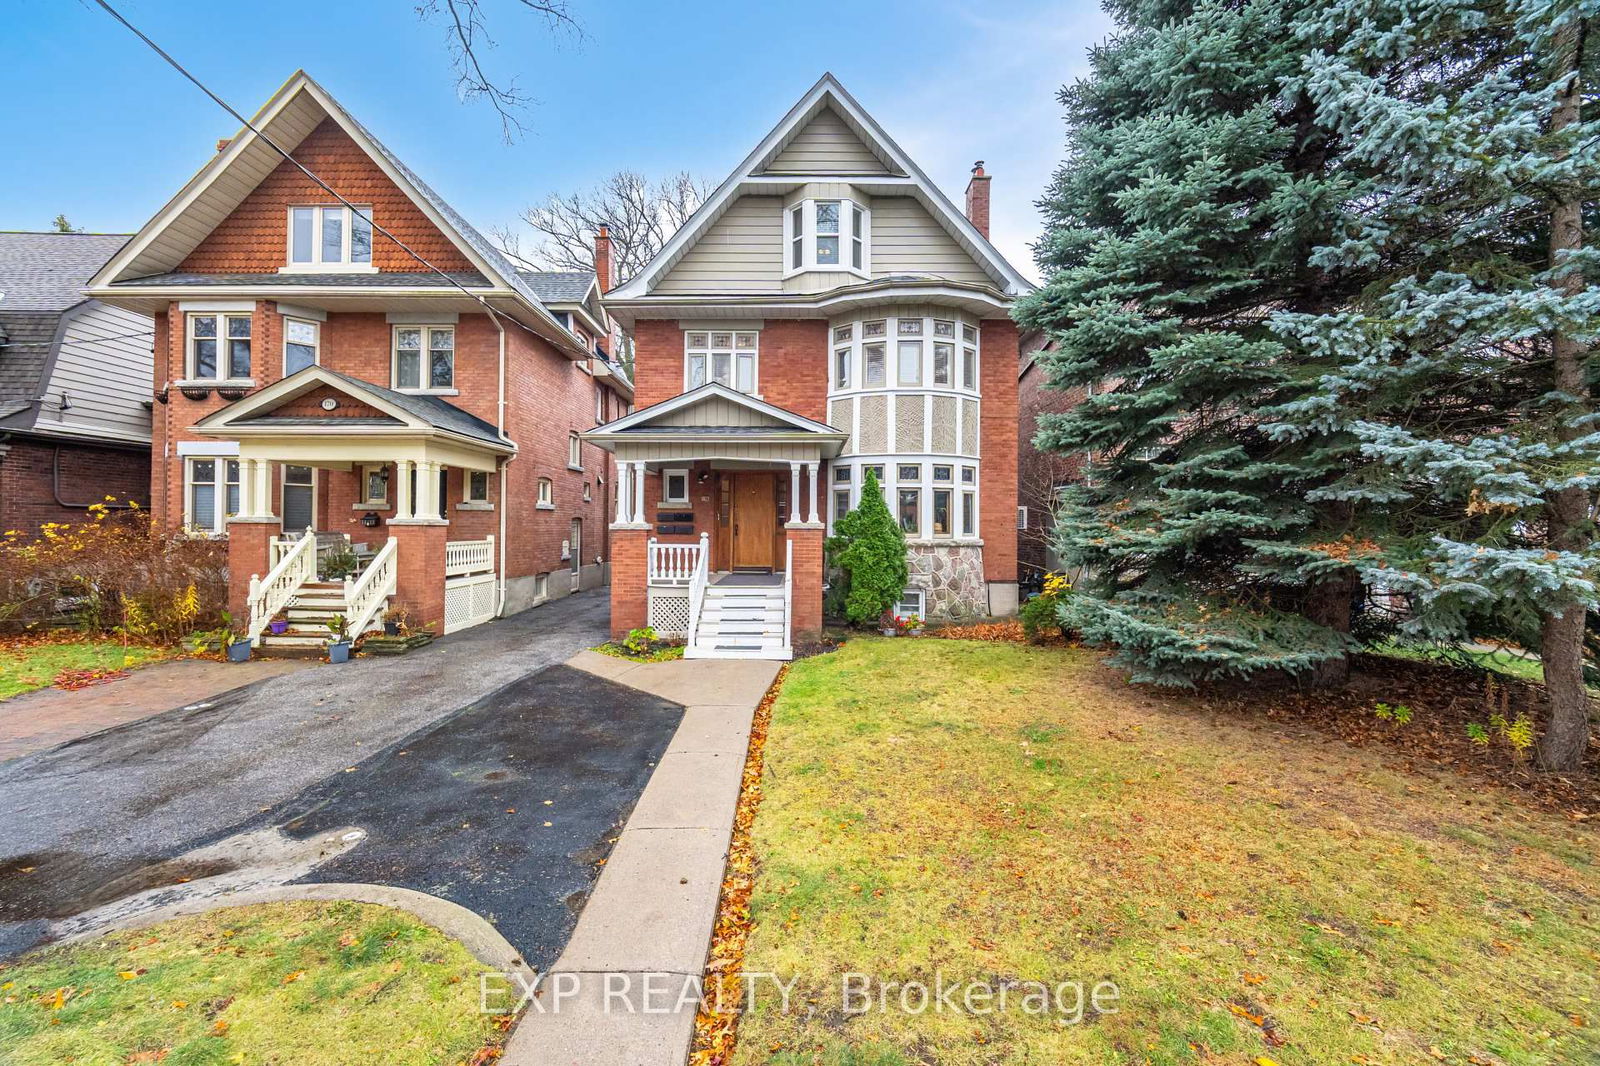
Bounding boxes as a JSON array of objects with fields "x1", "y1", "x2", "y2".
[{"x1": 907, "y1": 544, "x2": 987, "y2": 620}]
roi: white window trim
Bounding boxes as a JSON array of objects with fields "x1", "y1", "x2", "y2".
[
  {"x1": 683, "y1": 330, "x2": 761, "y2": 395},
  {"x1": 567, "y1": 431, "x2": 584, "y2": 471},
  {"x1": 354, "y1": 464, "x2": 390, "y2": 509},
  {"x1": 536, "y1": 477, "x2": 555, "y2": 510},
  {"x1": 183, "y1": 457, "x2": 239, "y2": 535},
  {"x1": 782, "y1": 197, "x2": 870, "y2": 279},
  {"x1": 391, "y1": 324, "x2": 458, "y2": 394},
  {"x1": 280, "y1": 204, "x2": 379, "y2": 273},
  {"x1": 459, "y1": 469, "x2": 494, "y2": 510},
  {"x1": 826, "y1": 456, "x2": 982, "y2": 543},
  {"x1": 185, "y1": 311, "x2": 254, "y2": 384},
  {"x1": 661, "y1": 468, "x2": 690, "y2": 505},
  {"x1": 894, "y1": 588, "x2": 926, "y2": 621},
  {"x1": 283, "y1": 316, "x2": 320, "y2": 376},
  {"x1": 280, "y1": 465, "x2": 318, "y2": 533},
  {"x1": 828, "y1": 315, "x2": 980, "y2": 399},
  {"x1": 1017, "y1": 505, "x2": 1029, "y2": 530}
]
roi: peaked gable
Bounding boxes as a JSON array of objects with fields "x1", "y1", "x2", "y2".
[
  {"x1": 179, "y1": 119, "x2": 475, "y2": 275},
  {"x1": 595, "y1": 382, "x2": 840, "y2": 436},
  {"x1": 761, "y1": 107, "x2": 893, "y2": 176}
]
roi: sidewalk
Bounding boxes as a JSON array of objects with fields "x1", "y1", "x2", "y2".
[
  {"x1": 0, "y1": 657, "x2": 309, "y2": 761},
  {"x1": 503, "y1": 650, "x2": 781, "y2": 1066}
]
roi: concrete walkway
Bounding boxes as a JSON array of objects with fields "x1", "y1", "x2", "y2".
[
  {"x1": 503, "y1": 650, "x2": 781, "y2": 1066},
  {"x1": 0, "y1": 658, "x2": 309, "y2": 762}
]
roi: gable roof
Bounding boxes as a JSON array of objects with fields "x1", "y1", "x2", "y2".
[
  {"x1": 607, "y1": 74, "x2": 1032, "y2": 301},
  {"x1": 0, "y1": 233, "x2": 130, "y2": 311},
  {"x1": 86, "y1": 72, "x2": 587, "y2": 358},
  {"x1": 518, "y1": 270, "x2": 594, "y2": 304},
  {"x1": 587, "y1": 381, "x2": 843, "y2": 439},
  {"x1": 193, "y1": 365, "x2": 510, "y2": 450}
]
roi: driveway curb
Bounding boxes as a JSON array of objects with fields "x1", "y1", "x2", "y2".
[{"x1": 503, "y1": 651, "x2": 781, "y2": 1065}]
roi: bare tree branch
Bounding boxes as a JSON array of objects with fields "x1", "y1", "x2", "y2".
[
  {"x1": 498, "y1": 170, "x2": 713, "y2": 282},
  {"x1": 416, "y1": 0, "x2": 582, "y2": 143}
]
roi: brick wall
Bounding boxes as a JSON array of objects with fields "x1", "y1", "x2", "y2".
[
  {"x1": 0, "y1": 437, "x2": 150, "y2": 535},
  {"x1": 978, "y1": 318, "x2": 1020, "y2": 586},
  {"x1": 1016, "y1": 342, "x2": 1087, "y2": 582},
  {"x1": 630, "y1": 319, "x2": 829, "y2": 420},
  {"x1": 179, "y1": 120, "x2": 475, "y2": 274}
]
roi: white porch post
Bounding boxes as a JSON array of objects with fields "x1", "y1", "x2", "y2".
[
  {"x1": 395, "y1": 459, "x2": 414, "y2": 520},
  {"x1": 614, "y1": 461, "x2": 631, "y2": 524},
  {"x1": 632, "y1": 461, "x2": 646, "y2": 524},
  {"x1": 418, "y1": 461, "x2": 440, "y2": 521},
  {"x1": 807, "y1": 461, "x2": 821, "y2": 525},
  {"x1": 237, "y1": 458, "x2": 257, "y2": 518},
  {"x1": 788, "y1": 462, "x2": 802, "y2": 524},
  {"x1": 252, "y1": 459, "x2": 273, "y2": 518}
]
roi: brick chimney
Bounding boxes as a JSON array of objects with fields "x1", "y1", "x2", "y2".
[
  {"x1": 964, "y1": 161, "x2": 991, "y2": 240},
  {"x1": 594, "y1": 224, "x2": 613, "y2": 293},
  {"x1": 216, "y1": 138, "x2": 232, "y2": 153}
]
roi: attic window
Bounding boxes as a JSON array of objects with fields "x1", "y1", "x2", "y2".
[
  {"x1": 783, "y1": 198, "x2": 868, "y2": 278},
  {"x1": 287, "y1": 205, "x2": 374, "y2": 269}
]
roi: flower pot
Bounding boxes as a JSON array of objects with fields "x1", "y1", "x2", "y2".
[
  {"x1": 328, "y1": 640, "x2": 353, "y2": 664},
  {"x1": 880, "y1": 627, "x2": 897, "y2": 637},
  {"x1": 226, "y1": 640, "x2": 251, "y2": 663},
  {"x1": 269, "y1": 619, "x2": 289, "y2": 635},
  {"x1": 383, "y1": 622, "x2": 400, "y2": 636}
]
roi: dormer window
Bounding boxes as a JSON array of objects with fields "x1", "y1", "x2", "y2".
[
  {"x1": 286, "y1": 205, "x2": 374, "y2": 270},
  {"x1": 783, "y1": 197, "x2": 868, "y2": 278}
]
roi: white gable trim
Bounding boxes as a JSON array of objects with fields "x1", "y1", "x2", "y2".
[
  {"x1": 607, "y1": 73, "x2": 1032, "y2": 300},
  {"x1": 591, "y1": 381, "x2": 839, "y2": 436}
]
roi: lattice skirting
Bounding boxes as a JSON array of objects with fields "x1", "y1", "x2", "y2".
[
  {"x1": 648, "y1": 588, "x2": 692, "y2": 637},
  {"x1": 444, "y1": 573, "x2": 496, "y2": 634}
]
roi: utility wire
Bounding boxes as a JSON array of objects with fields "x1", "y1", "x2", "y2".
[{"x1": 88, "y1": 0, "x2": 556, "y2": 346}]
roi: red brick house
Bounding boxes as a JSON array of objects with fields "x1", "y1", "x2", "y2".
[
  {"x1": 588, "y1": 75, "x2": 1032, "y2": 658},
  {"x1": 88, "y1": 72, "x2": 631, "y2": 648}
]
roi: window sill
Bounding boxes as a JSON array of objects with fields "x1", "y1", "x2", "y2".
[
  {"x1": 393, "y1": 387, "x2": 460, "y2": 396},
  {"x1": 353, "y1": 502, "x2": 391, "y2": 511},
  {"x1": 535, "y1": 501, "x2": 556, "y2": 511},
  {"x1": 566, "y1": 464, "x2": 584, "y2": 472},
  {"x1": 660, "y1": 500, "x2": 690, "y2": 508},
  {"x1": 277, "y1": 265, "x2": 379, "y2": 275},
  {"x1": 175, "y1": 379, "x2": 256, "y2": 390},
  {"x1": 457, "y1": 501, "x2": 494, "y2": 511}
]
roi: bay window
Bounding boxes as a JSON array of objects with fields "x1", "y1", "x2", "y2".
[
  {"x1": 828, "y1": 314, "x2": 980, "y2": 396},
  {"x1": 685, "y1": 331, "x2": 759, "y2": 394},
  {"x1": 188, "y1": 312, "x2": 251, "y2": 381},
  {"x1": 287, "y1": 204, "x2": 373, "y2": 269},
  {"x1": 897, "y1": 488, "x2": 920, "y2": 533},
  {"x1": 783, "y1": 197, "x2": 869, "y2": 276},
  {"x1": 393, "y1": 326, "x2": 454, "y2": 391}
]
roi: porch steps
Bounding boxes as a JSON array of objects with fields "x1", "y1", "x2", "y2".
[
  {"x1": 256, "y1": 581, "x2": 388, "y2": 658},
  {"x1": 686, "y1": 585, "x2": 791, "y2": 661}
]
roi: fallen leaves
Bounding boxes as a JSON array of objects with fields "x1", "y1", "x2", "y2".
[{"x1": 52, "y1": 667, "x2": 132, "y2": 690}]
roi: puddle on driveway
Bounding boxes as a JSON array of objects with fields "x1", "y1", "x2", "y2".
[{"x1": 0, "y1": 853, "x2": 239, "y2": 922}]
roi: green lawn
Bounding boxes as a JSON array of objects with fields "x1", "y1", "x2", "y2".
[
  {"x1": 0, "y1": 901, "x2": 499, "y2": 1065},
  {"x1": 0, "y1": 640, "x2": 167, "y2": 701},
  {"x1": 730, "y1": 638, "x2": 1599, "y2": 1066}
]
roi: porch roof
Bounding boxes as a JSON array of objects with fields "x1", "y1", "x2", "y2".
[{"x1": 582, "y1": 381, "x2": 847, "y2": 460}]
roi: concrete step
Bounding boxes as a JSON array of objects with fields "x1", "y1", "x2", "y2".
[
  {"x1": 699, "y1": 609, "x2": 784, "y2": 624},
  {"x1": 685, "y1": 643, "x2": 792, "y2": 661}
]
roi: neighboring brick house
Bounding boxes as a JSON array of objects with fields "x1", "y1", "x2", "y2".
[
  {"x1": 1016, "y1": 335, "x2": 1089, "y2": 591},
  {"x1": 88, "y1": 71, "x2": 630, "y2": 647},
  {"x1": 587, "y1": 74, "x2": 1032, "y2": 658},
  {"x1": 0, "y1": 232, "x2": 152, "y2": 534}
]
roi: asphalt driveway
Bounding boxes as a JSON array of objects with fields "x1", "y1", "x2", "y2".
[{"x1": 0, "y1": 591, "x2": 681, "y2": 965}]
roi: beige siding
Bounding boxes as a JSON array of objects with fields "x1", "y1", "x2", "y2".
[
  {"x1": 613, "y1": 440, "x2": 822, "y2": 463},
  {"x1": 655, "y1": 197, "x2": 783, "y2": 295},
  {"x1": 763, "y1": 109, "x2": 890, "y2": 175},
  {"x1": 35, "y1": 302, "x2": 154, "y2": 443},
  {"x1": 871, "y1": 198, "x2": 991, "y2": 284},
  {"x1": 654, "y1": 395, "x2": 787, "y2": 428}
]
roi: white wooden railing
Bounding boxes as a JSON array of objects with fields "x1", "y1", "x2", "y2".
[
  {"x1": 782, "y1": 538, "x2": 793, "y2": 651},
  {"x1": 648, "y1": 537, "x2": 705, "y2": 585},
  {"x1": 684, "y1": 532, "x2": 711, "y2": 647},
  {"x1": 343, "y1": 537, "x2": 398, "y2": 640},
  {"x1": 247, "y1": 527, "x2": 317, "y2": 646},
  {"x1": 446, "y1": 536, "x2": 495, "y2": 578}
]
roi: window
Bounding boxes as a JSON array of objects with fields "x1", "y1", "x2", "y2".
[
  {"x1": 662, "y1": 468, "x2": 689, "y2": 504},
  {"x1": 932, "y1": 488, "x2": 952, "y2": 536},
  {"x1": 583, "y1": 482, "x2": 592, "y2": 502},
  {"x1": 282, "y1": 465, "x2": 315, "y2": 532},
  {"x1": 833, "y1": 488, "x2": 851, "y2": 523},
  {"x1": 358, "y1": 465, "x2": 390, "y2": 507},
  {"x1": 537, "y1": 477, "x2": 554, "y2": 507},
  {"x1": 961, "y1": 466, "x2": 975, "y2": 484},
  {"x1": 864, "y1": 464, "x2": 885, "y2": 484},
  {"x1": 185, "y1": 458, "x2": 239, "y2": 533},
  {"x1": 963, "y1": 347, "x2": 978, "y2": 390},
  {"x1": 595, "y1": 388, "x2": 605, "y2": 425},
  {"x1": 962, "y1": 491, "x2": 976, "y2": 536},
  {"x1": 835, "y1": 347, "x2": 851, "y2": 389},
  {"x1": 894, "y1": 588, "x2": 925, "y2": 620},
  {"x1": 898, "y1": 488, "x2": 920, "y2": 534},
  {"x1": 784, "y1": 198, "x2": 868, "y2": 274},
  {"x1": 287, "y1": 205, "x2": 373, "y2": 268},
  {"x1": 897, "y1": 340, "x2": 922, "y2": 386},
  {"x1": 898, "y1": 463, "x2": 921, "y2": 481},
  {"x1": 568, "y1": 431, "x2": 583, "y2": 469},
  {"x1": 834, "y1": 465, "x2": 852, "y2": 484},
  {"x1": 394, "y1": 326, "x2": 454, "y2": 390},
  {"x1": 684, "y1": 331, "x2": 758, "y2": 394},
  {"x1": 833, "y1": 324, "x2": 853, "y2": 344},
  {"x1": 467, "y1": 471, "x2": 490, "y2": 503},
  {"x1": 1017, "y1": 506, "x2": 1029, "y2": 530},
  {"x1": 284, "y1": 318, "x2": 318, "y2": 375},
  {"x1": 934, "y1": 320, "x2": 955, "y2": 338},
  {"x1": 933, "y1": 464, "x2": 953, "y2": 482},
  {"x1": 569, "y1": 518, "x2": 582, "y2": 573},
  {"x1": 933, "y1": 342, "x2": 953, "y2": 386},
  {"x1": 864, "y1": 343, "x2": 886, "y2": 387},
  {"x1": 188, "y1": 313, "x2": 251, "y2": 381}
]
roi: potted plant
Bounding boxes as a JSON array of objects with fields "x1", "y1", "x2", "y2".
[
  {"x1": 325, "y1": 614, "x2": 352, "y2": 663},
  {"x1": 382, "y1": 605, "x2": 408, "y2": 637},
  {"x1": 879, "y1": 611, "x2": 899, "y2": 637},
  {"x1": 895, "y1": 613, "x2": 924, "y2": 636},
  {"x1": 269, "y1": 613, "x2": 290, "y2": 635}
]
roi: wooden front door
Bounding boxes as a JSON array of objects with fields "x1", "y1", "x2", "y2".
[{"x1": 731, "y1": 473, "x2": 776, "y2": 570}]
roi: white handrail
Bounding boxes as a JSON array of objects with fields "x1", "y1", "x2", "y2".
[
  {"x1": 647, "y1": 537, "x2": 703, "y2": 585},
  {"x1": 783, "y1": 537, "x2": 793, "y2": 651},
  {"x1": 684, "y1": 532, "x2": 710, "y2": 647},
  {"x1": 343, "y1": 537, "x2": 398, "y2": 640},
  {"x1": 445, "y1": 535, "x2": 495, "y2": 577},
  {"x1": 247, "y1": 526, "x2": 317, "y2": 646}
]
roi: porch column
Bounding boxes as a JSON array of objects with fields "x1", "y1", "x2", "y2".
[
  {"x1": 614, "y1": 461, "x2": 631, "y2": 525},
  {"x1": 418, "y1": 460, "x2": 441, "y2": 522},
  {"x1": 788, "y1": 462, "x2": 802, "y2": 524},
  {"x1": 244, "y1": 458, "x2": 273, "y2": 519},
  {"x1": 394, "y1": 459, "x2": 415, "y2": 520},
  {"x1": 632, "y1": 461, "x2": 646, "y2": 524},
  {"x1": 236, "y1": 459, "x2": 258, "y2": 519},
  {"x1": 609, "y1": 526, "x2": 650, "y2": 640},
  {"x1": 807, "y1": 461, "x2": 821, "y2": 525}
]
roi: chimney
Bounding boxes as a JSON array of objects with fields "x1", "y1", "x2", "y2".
[
  {"x1": 964, "y1": 161, "x2": 991, "y2": 240},
  {"x1": 594, "y1": 224, "x2": 613, "y2": 294},
  {"x1": 215, "y1": 138, "x2": 232, "y2": 153}
]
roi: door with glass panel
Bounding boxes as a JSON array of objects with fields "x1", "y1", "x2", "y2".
[{"x1": 282, "y1": 465, "x2": 315, "y2": 533}]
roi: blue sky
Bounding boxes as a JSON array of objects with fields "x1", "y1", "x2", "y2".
[{"x1": 3, "y1": 0, "x2": 1113, "y2": 280}]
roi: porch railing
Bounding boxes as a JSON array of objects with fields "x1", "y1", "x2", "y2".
[
  {"x1": 782, "y1": 537, "x2": 793, "y2": 652},
  {"x1": 343, "y1": 537, "x2": 397, "y2": 640},
  {"x1": 648, "y1": 537, "x2": 704, "y2": 585},
  {"x1": 247, "y1": 527, "x2": 317, "y2": 646},
  {"x1": 684, "y1": 532, "x2": 711, "y2": 648},
  {"x1": 446, "y1": 536, "x2": 495, "y2": 578}
]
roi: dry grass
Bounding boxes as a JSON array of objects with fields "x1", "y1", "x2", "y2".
[
  {"x1": 729, "y1": 638, "x2": 1600, "y2": 1066},
  {"x1": 0, "y1": 901, "x2": 500, "y2": 1065}
]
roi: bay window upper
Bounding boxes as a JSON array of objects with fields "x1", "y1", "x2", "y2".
[
  {"x1": 285, "y1": 204, "x2": 375, "y2": 271},
  {"x1": 829, "y1": 313, "x2": 979, "y2": 398},
  {"x1": 784, "y1": 197, "x2": 868, "y2": 278}
]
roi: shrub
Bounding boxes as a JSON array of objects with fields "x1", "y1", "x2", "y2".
[
  {"x1": 1020, "y1": 572, "x2": 1076, "y2": 643},
  {"x1": 1, "y1": 502, "x2": 227, "y2": 644},
  {"x1": 824, "y1": 470, "x2": 908, "y2": 626}
]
